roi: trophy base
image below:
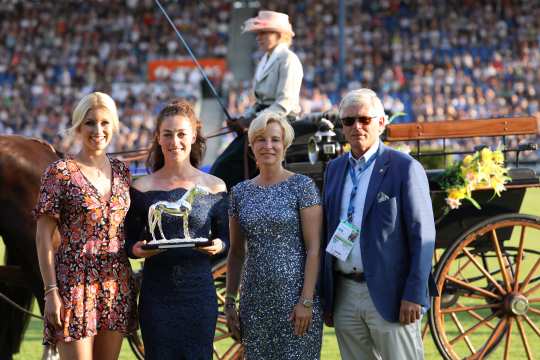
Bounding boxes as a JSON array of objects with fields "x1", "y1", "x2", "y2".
[{"x1": 141, "y1": 238, "x2": 211, "y2": 250}]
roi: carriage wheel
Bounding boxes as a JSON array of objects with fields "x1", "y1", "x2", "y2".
[
  {"x1": 126, "y1": 261, "x2": 244, "y2": 359},
  {"x1": 212, "y1": 258, "x2": 244, "y2": 360},
  {"x1": 429, "y1": 214, "x2": 540, "y2": 359}
]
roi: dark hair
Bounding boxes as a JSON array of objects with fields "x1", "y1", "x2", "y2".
[{"x1": 146, "y1": 100, "x2": 206, "y2": 172}]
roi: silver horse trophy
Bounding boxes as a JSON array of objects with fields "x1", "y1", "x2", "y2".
[{"x1": 145, "y1": 185, "x2": 210, "y2": 248}]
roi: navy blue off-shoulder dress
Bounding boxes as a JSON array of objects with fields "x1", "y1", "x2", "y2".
[{"x1": 125, "y1": 187, "x2": 228, "y2": 360}]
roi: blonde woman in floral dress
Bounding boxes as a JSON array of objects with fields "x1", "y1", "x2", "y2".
[{"x1": 34, "y1": 92, "x2": 137, "y2": 360}]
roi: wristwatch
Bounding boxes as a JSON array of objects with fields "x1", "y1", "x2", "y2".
[{"x1": 300, "y1": 297, "x2": 314, "y2": 308}]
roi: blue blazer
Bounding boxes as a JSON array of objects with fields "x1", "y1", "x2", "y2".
[{"x1": 321, "y1": 143, "x2": 437, "y2": 323}]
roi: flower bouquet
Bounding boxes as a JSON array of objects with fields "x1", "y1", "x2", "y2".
[{"x1": 438, "y1": 148, "x2": 511, "y2": 210}]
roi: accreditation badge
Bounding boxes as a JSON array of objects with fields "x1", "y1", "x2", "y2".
[{"x1": 326, "y1": 220, "x2": 360, "y2": 261}]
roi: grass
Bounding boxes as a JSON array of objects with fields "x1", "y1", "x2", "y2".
[{"x1": 3, "y1": 187, "x2": 540, "y2": 359}]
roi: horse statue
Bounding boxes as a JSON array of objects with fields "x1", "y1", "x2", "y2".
[
  {"x1": 0, "y1": 135, "x2": 60, "y2": 359},
  {"x1": 148, "y1": 186, "x2": 210, "y2": 242}
]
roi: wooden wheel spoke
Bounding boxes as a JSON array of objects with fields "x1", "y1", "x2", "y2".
[
  {"x1": 467, "y1": 309, "x2": 496, "y2": 330},
  {"x1": 474, "y1": 317, "x2": 508, "y2": 360},
  {"x1": 446, "y1": 275, "x2": 502, "y2": 300},
  {"x1": 450, "y1": 312, "x2": 475, "y2": 354},
  {"x1": 503, "y1": 319, "x2": 514, "y2": 360},
  {"x1": 520, "y1": 258, "x2": 540, "y2": 292},
  {"x1": 441, "y1": 303, "x2": 500, "y2": 314},
  {"x1": 462, "y1": 248, "x2": 507, "y2": 295},
  {"x1": 452, "y1": 256, "x2": 474, "y2": 282},
  {"x1": 216, "y1": 292, "x2": 226, "y2": 304},
  {"x1": 529, "y1": 307, "x2": 540, "y2": 316},
  {"x1": 523, "y1": 314, "x2": 540, "y2": 338},
  {"x1": 421, "y1": 321, "x2": 429, "y2": 340},
  {"x1": 524, "y1": 280, "x2": 540, "y2": 297},
  {"x1": 433, "y1": 250, "x2": 440, "y2": 264},
  {"x1": 222, "y1": 343, "x2": 243, "y2": 358},
  {"x1": 515, "y1": 316, "x2": 533, "y2": 360},
  {"x1": 514, "y1": 226, "x2": 527, "y2": 292},
  {"x1": 214, "y1": 332, "x2": 235, "y2": 341},
  {"x1": 491, "y1": 229, "x2": 512, "y2": 292},
  {"x1": 449, "y1": 310, "x2": 501, "y2": 345}
]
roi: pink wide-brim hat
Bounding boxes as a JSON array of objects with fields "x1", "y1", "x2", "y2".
[{"x1": 242, "y1": 10, "x2": 295, "y2": 37}]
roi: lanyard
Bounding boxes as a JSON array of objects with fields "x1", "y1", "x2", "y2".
[{"x1": 346, "y1": 153, "x2": 378, "y2": 222}]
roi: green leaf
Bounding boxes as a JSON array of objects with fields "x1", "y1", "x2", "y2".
[
  {"x1": 466, "y1": 196, "x2": 482, "y2": 209},
  {"x1": 388, "y1": 112, "x2": 407, "y2": 124}
]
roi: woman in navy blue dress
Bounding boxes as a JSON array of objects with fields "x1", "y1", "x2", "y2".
[{"x1": 125, "y1": 100, "x2": 228, "y2": 360}]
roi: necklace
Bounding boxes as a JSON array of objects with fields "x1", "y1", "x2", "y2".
[{"x1": 75, "y1": 156, "x2": 110, "y2": 179}]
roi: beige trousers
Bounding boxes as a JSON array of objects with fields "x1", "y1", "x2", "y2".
[{"x1": 333, "y1": 277, "x2": 424, "y2": 360}]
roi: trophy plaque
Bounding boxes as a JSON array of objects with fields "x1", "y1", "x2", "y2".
[{"x1": 141, "y1": 185, "x2": 213, "y2": 249}]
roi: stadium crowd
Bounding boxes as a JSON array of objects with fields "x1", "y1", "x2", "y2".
[
  {"x1": 0, "y1": 0, "x2": 538, "y2": 159},
  {"x1": 0, "y1": 0, "x2": 231, "y2": 152}
]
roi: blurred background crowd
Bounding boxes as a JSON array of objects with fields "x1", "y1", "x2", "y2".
[{"x1": 0, "y1": 0, "x2": 538, "y2": 161}]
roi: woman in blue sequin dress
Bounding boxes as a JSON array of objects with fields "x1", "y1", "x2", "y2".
[
  {"x1": 225, "y1": 113, "x2": 323, "y2": 359},
  {"x1": 125, "y1": 100, "x2": 228, "y2": 360}
]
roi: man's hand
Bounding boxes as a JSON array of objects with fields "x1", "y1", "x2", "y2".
[{"x1": 399, "y1": 300, "x2": 421, "y2": 325}]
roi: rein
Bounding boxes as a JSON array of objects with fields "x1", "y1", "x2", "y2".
[{"x1": 0, "y1": 291, "x2": 44, "y2": 320}]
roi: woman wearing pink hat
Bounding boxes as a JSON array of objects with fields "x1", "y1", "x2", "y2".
[
  {"x1": 241, "y1": 10, "x2": 303, "y2": 119},
  {"x1": 210, "y1": 10, "x2": 303, "y2": 190}
]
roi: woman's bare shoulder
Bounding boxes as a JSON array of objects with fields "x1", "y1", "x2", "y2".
[
  {"x1": 132, "y1": 174, "x2": 156, "y2": 192},
  {"x1": 198, "y1": 171, "x2": 227, "y2": 194}
]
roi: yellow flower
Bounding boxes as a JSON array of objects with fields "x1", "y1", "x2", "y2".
[
  {"x1": 448, "y1": 187, "x2": 466, "y2": 200},
  {"x1": 480, "y1": 148, "x2": 492, "y2": 162},
  {"x1": 441, "y1": 147, "x2": 511, "y2": 210},
  {"x1": 492, "y1": 150, "x2": 504, "y2": 164},
  {"x1": 463, "y1": 155, "x2": 474, "y2": 166}
]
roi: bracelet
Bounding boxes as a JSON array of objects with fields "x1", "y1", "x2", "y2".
[
  {"x1": 44, "y1": 286, "x2": 58, "y2": 298},
  {"x1": 224, "y1": 302, "x2": 236, "y2": 309},
  {"x1": 44, "y1": 283, "x2": 57, "y2": 290},
  {"x1": 219, "y1": 240, "x2": 227, "y2": 254}
]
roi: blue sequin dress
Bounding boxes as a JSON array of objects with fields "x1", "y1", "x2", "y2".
[
  {"x1": 229, "y1": 174, "x2": 323, "y2": 359},
  {"x1": 125, "y1": 187, "x2": 228, "y2": 360}
]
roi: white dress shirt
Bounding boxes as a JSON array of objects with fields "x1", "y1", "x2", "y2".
[{"x1": 335, "y1": 140, "x2": 379, "y2": 274}]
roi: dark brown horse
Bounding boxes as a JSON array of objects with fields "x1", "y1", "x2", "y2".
[{"x1": 0, "y1": 135, "x2": 59, "y2": 359}]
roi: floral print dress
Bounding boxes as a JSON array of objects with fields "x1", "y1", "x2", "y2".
[{"x1": 34, "y1": 157, "x2": 137, "y2": 344}]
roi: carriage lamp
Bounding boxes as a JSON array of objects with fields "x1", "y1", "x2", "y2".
[{"x1": 307, "y1": 118, "x2": 341, "y2": 165}]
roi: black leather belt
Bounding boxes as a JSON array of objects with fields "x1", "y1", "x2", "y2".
[{"x1": 337, "y1": 272, "x2": 366, "y2": 283}]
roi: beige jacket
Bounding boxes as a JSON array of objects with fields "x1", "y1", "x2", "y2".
[{"x1": 245, "y1": 44, "x2": 303, "y2": 118}]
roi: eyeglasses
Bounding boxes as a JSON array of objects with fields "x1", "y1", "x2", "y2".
[{"x1": 340, "y1": 116, "x2": 378, "y2": 127}]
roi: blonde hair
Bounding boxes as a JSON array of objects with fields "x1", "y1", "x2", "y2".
[
  {"x1": 248, "y1": 112, "x2": 295, "y2": 150},
  {"x1": 67, "y1": 92, "x2": 120, "y2": 135},
  {"x1": 279, "y1": 32, "x2": 293, "y2": 46}
]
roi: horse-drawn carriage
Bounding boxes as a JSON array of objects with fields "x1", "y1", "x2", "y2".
[{"x1": 0, "y1": 114, "x2": 538, "y2": 359}]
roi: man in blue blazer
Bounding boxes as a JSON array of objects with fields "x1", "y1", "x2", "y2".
[{"x1": 321, "y1": 88, "x2": 437, "y2": 359}]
